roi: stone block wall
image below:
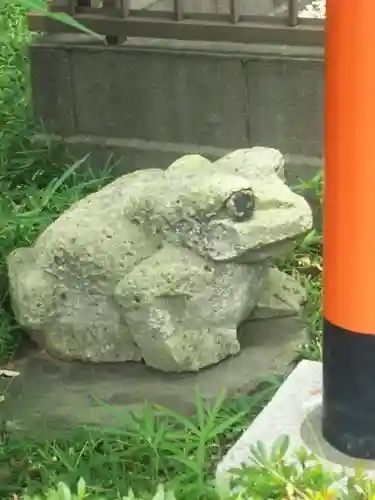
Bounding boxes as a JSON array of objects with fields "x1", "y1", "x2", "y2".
[{"x1": 30, "y1": 35, "x2": 323, "y2": 186}]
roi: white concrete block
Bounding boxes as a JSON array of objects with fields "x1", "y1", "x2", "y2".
[{"x1": 217, "y1": 360, "x2": 375, "y2": 488}]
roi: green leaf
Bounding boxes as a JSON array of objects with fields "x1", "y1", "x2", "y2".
[
  {"x1": 76, "y1": 477, "x2": 86, "y2": 499},
  {"x1": 21, "y1": 154, "x2": 90, "y2": 217},
  {"x1": 153, "y1": 404, "x2": 200, "y2": 436},
  {"x1": 205, "y1": 410, "x2": 248, "y2": 441},
  {"x1": 15, "y1": 0, "x2": 106, "y2": 41},
  {"x1": 194, "y1": 388, "x2": 207, "y2": 431},
  {"x1": 57, "y1": 482, "x2": 72, "y2": 500},
  {"x1": 250, "y1": 441, "x2": 270, "y2": 467},
  {"x1": 270, "y1": 434, "x2": 290, "y2": 462}
]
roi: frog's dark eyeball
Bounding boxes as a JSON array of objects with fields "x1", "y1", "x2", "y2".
[{"x1": 226, "y1": 189, "x2": 255, "y2": 222}]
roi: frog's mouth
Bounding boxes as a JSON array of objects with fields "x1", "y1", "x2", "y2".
[
  {"x1": 168, "y1": 212, "x2": 312, "y2": 264},
  {"x1": 183, "y1": 197, "x2": 313, "y2": 263},
  {"x1": 232, "y1": 232, "x2": 311, "y2": 264}
]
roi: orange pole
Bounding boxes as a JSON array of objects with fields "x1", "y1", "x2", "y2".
[{"x1": 323, "y1": 0, "x2": 375, "y2": 458}]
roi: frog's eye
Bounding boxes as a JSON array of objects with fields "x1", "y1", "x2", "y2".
[{"x1": 225, "y1": 189, "x2": 255, "y2": 222}]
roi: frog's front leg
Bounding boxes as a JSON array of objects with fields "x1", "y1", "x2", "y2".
[
  {"x1": 252, "y1": 267, "x2": 307, "y2": 320},
  {"x1": 115, "y1": 245, "x2": 265, "y2": 372}
]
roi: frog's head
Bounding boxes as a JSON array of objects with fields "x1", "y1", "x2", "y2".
[{"x1": 153, "y1": 148, "x2": 313, "y2": 263}]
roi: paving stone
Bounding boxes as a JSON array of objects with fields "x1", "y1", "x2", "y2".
[
  {"x1": 0, "y1": 316, "x2": 306, "y2": 436},
  {"x1": 217, "y1": 359, "x2": 375, "y2": 490}
]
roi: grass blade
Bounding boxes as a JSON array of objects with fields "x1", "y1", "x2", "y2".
[{"x1": 16, "y1": 0, "x2": 106, "y2": 41}]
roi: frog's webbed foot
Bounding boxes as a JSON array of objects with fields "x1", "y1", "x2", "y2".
[
  {"x1": 115, "y1": 246, "x2": 245, "y2": 372},
  {"x1": 252, "y1": 267, "x2": 307, "y2": 320}
]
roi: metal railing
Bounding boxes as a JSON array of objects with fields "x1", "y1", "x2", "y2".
[{"x1": 27, "y1": 0, "x2": 324, "y2": 46}]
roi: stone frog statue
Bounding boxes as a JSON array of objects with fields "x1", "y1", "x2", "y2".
[{"x1": 7, "y1": 147, "x2": 313, "y2": 372}]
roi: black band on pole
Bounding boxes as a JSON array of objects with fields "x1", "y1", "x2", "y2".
[{"x1": 323, "y1": 318, "x2": 375, "y2": 459}]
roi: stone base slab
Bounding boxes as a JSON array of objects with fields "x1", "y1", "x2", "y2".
[{"x1": 0, "y1": 316, "x2": 305, "y2": 436}]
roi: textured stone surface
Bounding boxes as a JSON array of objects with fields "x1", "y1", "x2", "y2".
[
  {"x1": 245, "y1": 58, "x2": 323, "y2": 158},
  {"x1": 0, "y1": 316, "x2": 307, "y2": 434},
  {"x1": 7, "y1": 148, "x2": 312, "y2": 371},
  {"x1": 253, "y1": 268, "x2": 307, "y2": 320},
  {"x1": 30, "y1": 36, "x2": 324, "y2": 181},
  {"x1": 73, "y1": 51, "x2": 249, "y2": 149}
]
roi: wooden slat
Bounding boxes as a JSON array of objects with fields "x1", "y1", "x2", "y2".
[
  {"x1": 119, "y1": 0, "x2": 130, "y2": 17},
  {"x1": 48, "y1": 0, "x2": 76, "y2": 13},
  {"x1": 27, "y1": 12, "x2": 324, "y2": 46},
  {"x1": 69, "y1": 7, "x2": 324, "y2": 25},
  {"x1": 288, "y1": 0, "x2": 299, "y2": 26},
  {"x1": 102, "y1": 0, "x2": 129, "y2": 16},
  {"x1": 68, "y1": 0, "x2": 76, "y2": 13},
  {"x1": 47, "y1": 6, "x2": 325, "y2": 26},
  {"x1": 230, "y1": 0, "x2": 239, "y2": 24},
  {"x1": 174, "y1": 0, "x2": 183, "y2": 21}
]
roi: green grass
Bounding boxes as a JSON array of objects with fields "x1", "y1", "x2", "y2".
[
  {"x1": 0, "y1": 387, "x2": 280, "y2": 499},
  {"x1": 0, "y1": 2, "x2": 325, "y2": 499},
  {"x1": 0, "y1": 1, "x2": 116, "y2": 360}
]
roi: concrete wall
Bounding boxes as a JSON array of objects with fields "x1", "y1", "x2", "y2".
[{"x1": 30, "y1": 35, "x2": 324, "y2": 185}]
